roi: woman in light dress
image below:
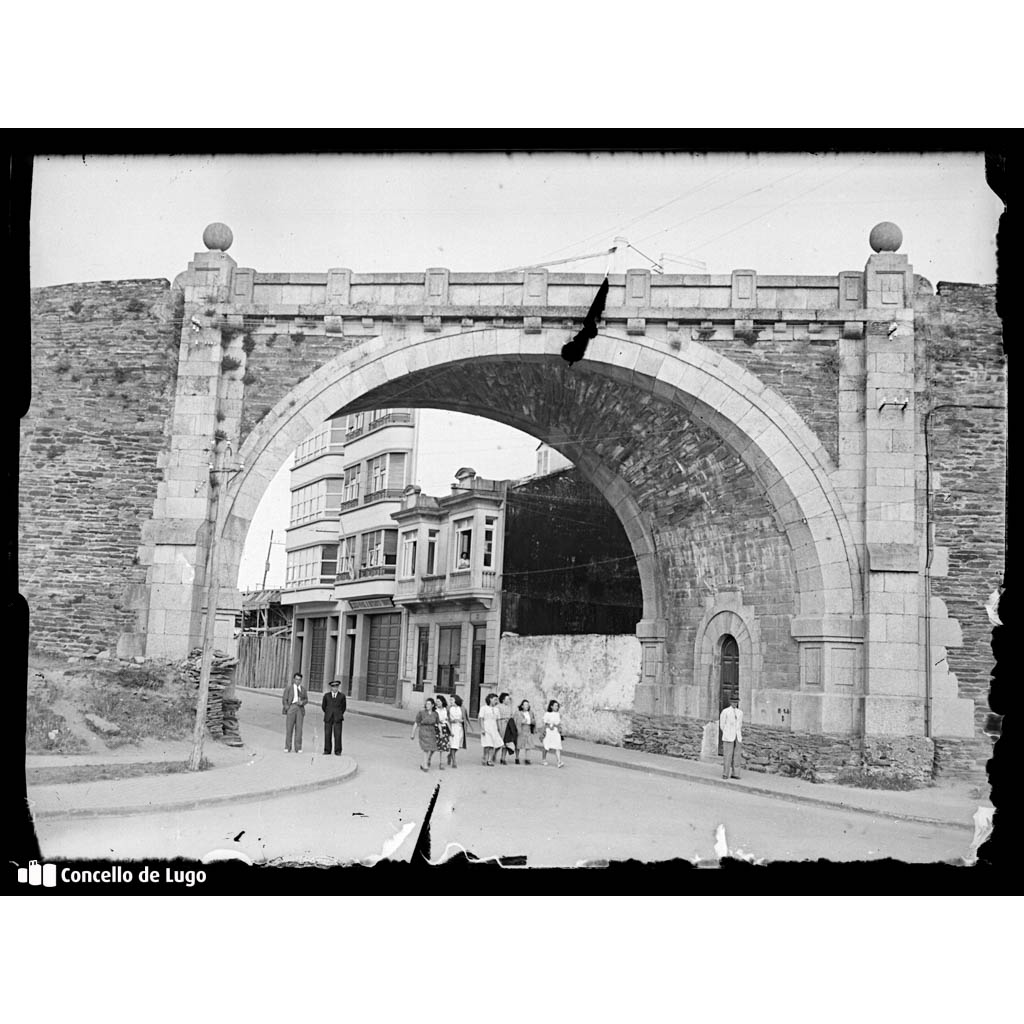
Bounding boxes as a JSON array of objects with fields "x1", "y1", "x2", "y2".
[
  {"x1": 447, "y1": 694, "x2": 467, "y2": 768},
  {"x1": 541, "y1": 699, "x2": 565, "y2": 768},
  {"x1": 479, "y1": 693, "x2": 503, "y2": 766},
  {"x1": 513, "y1": 699, "x2": 536, "y2": 765},
  {"x1": 434, "y1": 694, "x2": 451, "y2": 771}
]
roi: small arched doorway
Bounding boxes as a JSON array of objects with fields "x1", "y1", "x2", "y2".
[{"x1": 718, "y1": 634, "x2": 739, "y2": 754}]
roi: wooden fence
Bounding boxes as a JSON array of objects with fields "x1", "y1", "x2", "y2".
[{"x1": 236, "y1": 634, "x2": 292, "y2": 690}]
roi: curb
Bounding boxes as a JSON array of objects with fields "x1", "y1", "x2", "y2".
[
  {"x1": 28, "y1": 757, "x2": 359, "y2": 821},
  {"x1": 562, "y1": 749, "x2": 975, "y2": 831}
]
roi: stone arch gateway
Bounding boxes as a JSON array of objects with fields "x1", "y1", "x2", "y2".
[
  {"x1": 23, "y1": 225, "x2": 999, "y2": 780},
  {"x1": 214, "y1": 328, "x2": 863, "y2": 718}
]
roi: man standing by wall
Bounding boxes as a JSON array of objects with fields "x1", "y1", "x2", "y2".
[
  {"x1": 720, "y1": 696, "x2": 743, "y2": 779},
  {"x1": 322, "y1": 679, "x2": 347, "y2": 756},
  {"x1": 283, "y1": 672, "x2": 308, "y2": 753}
]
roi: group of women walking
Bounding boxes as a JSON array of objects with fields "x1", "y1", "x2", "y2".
[{"x1": 411, "y1": 692, "x2": 565, "y2": 770}]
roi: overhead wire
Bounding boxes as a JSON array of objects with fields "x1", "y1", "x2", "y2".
[
  {"x1": 673, "y1": 159, "x2": 870, "y2": 257},
  {"x1": 530, "y1": 161, "x2": 746, "y2": 263},
  {"x1": 630, "y1": 163, "x2": 814, "y2": 247}
]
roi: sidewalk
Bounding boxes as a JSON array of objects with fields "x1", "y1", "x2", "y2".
[
  {"x1": 242, "y1": 687, "x2": 988, "y2": 832},
  {"x1": 26, "y1": 720, "x2": 357, "y2": 820}
]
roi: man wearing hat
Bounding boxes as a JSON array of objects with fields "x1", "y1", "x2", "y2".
[
  {"x1": 719, "y1": 695, "x2": 743, "y2": 779},
  {"x1": 322, "y1": 679, "x2": 348, "y2": 755}
]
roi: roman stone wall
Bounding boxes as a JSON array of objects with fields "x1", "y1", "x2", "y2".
[
  {"x1": 230, "y1": 323, "x2": 365, "y2": 444},
  {"x1": 919, "y1": 283, "x2": 1005, "y2": 738},
  {"x1": 22, "y1": 280, "x2": 179, "y2": 655}
]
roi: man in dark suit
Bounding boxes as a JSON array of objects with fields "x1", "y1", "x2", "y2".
[
  {"x1": 282, "y1": 672, "x2": 308, "y2": 753},
  {"x1": 322, "y1": 679, "x2": 347, "y2": 755}
]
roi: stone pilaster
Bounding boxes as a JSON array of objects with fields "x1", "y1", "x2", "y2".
[
  {"x1": 140, "y1": 245, "x2": 236, "y2": 661},
  {"x1": 861, "y1": 253, "x2": 924, "y2": 733}
]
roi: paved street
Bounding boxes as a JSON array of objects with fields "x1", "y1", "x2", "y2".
[{"x1": 33, "y1": 695, "x2": 975, "y2": 867}]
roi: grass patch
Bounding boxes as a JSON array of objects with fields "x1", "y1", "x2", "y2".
[
  {"x1": 28, "y1": 759, "x2": 210, "y2": 786},
  {"x1": 834, "y1": 769, "x2": 923, "y2": 791},
  {"x1": 82, "y1": 675, "x2": 195, "y2": 747},
  {"x1": 26, "y1": 692, "x2": 89, "y2": 754}
]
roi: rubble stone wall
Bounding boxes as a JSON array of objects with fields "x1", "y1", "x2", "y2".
[
  {"x1": 22, "y1": 280, "x2": 178, "y2": 655},
  {"x1": 623, "y1": 712, "x2": 938, "y2": 783},
  {"x1": 921, "y1": 283, "x2": 1005, "y2": 734}
]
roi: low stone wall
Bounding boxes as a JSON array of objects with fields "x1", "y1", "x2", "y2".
[
  {"x1": 623, "y1": 712, "x2": 940, "y2": 783},
  {"x1": 932, "y1": 736, "x2": 991, "y2": 781},
  {"x1": 623, "y1": 713, "x2": 705, "y2": 759}
]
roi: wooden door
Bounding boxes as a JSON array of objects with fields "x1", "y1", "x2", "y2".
[
  {"x1": 436, "y1": 625, "x2": 461, "y2": 695},
  {"x1": 365, "y1": 613, "x2": 401, "y2": 702},
  {"x1": 470, "y1": 625, "x2": 486, "y2": 718},
  {"x1": 308, "y1": 617, "x2": 327, "y2": 692},
  {"x1": 718, "y1": 635, "x2": 739, "y2": 754}
]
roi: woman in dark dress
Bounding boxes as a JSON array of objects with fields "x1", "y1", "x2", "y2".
[
  {"x1": 411, "y1": 697, "x2": 440, "y2": 771},
  {"x1": 435, "y1": 694, "x2": 451, "y2": 771}
]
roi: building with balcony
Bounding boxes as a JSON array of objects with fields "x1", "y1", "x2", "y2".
[
  {"x1": 283, "y1": 407, "x2": 419, "y2": 694},
  {"x1": 332, "y1": 408, "x2": 419, "y2": 702},
  {"x1": 281, "y1": 415, "x2": 347, "y2": 691},
  {"x1": 389, "y1": 456, "x2": 644, "y2": 716},
  {"x1": 391, "y1": 467, "x2": 505, "y2": 715}
]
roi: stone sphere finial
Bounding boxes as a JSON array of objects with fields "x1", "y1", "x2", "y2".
[
  {"x1": 869, "y1": 222, "x2": 902, "y2": 253},
  {"x1": 203, "y1": 222, "x2": 234, "y2": 252}
]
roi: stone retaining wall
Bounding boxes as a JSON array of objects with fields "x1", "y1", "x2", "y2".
[
  {"x1": 932, "y1": 736, "x2": 992, "y2": 781},
  {"x1": 623, "y1": 712, "x2": 944, "y2": 783}
]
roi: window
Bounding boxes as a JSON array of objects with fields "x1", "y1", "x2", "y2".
[
  {"x1": 294, "y1": 417, "x2": 346, "y2": 463},
  {"x1": 483, "y1": 516, "x2": 497, "y2": 568},
  {"x1": 401, "y1": 531, "x2": 418, "y2": 578},
  {"x1": 343, "y1": 465, "x2": 361, "y2": 503},
  {"x1": 346, "y1": 412, "x2": 365, "y2": 435},
  {"x1": 361, "y1": 529, "x2": 398, "y2": 573},
  {"x1": 325, "y1": 478, "x2": 344, "y2": 515},
  {"x1": 320, "y1": 544, "x2": 338, "y2": 580},
  {"x1": 426, "y1": 529, "x2": 438, "y2": 574},
  {"x1": 454, "y1": 518, "x2": 473, "y2": 569},
  {"x1": 338, "y1": 536, "x2": 356, "y2": 579},
  {"x1": 290, "y1": 478, "x2": 343, "y2": 525},
  {"x1": 368, "y1": 455, "x2": 387, "y2": 494},
  {"x1": 285, "y1": 545, "x2": 339, "y2": 587}
]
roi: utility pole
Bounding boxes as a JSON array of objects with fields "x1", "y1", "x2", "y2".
[{"x1": 188, "y1": 434, "x2": 227, "y2": 772}]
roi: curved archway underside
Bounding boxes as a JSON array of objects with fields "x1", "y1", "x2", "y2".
[{"x1": 224, "y1": 329, "x2": 863, "y2": 695}]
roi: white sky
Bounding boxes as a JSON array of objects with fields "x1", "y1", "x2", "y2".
[{"x1": 28, "y1": 152, "x2": 1002, "y2": 589}]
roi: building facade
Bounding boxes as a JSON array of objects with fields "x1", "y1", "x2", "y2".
[
  {"x1": 283, "y1": 407, "x2": 419, "y2": 695},
  {"x1": 282, "y1": 415, "x2": 347, "y2": 691},
  {"x1": 391, "y1": 467, "x2": 506, "y2": 716},
  {"x1": 333, "y1": 408, "x2": 418, "y2": 701}
]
